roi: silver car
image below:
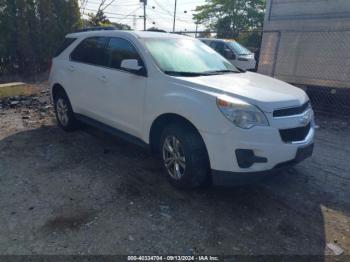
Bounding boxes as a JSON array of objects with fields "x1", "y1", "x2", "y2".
[{"x1": 199, "y1": 38, "x2": 256, "y2": 71}]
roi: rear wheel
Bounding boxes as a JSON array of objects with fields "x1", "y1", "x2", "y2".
[
  {"x1": 160, "y1": 124, "x2": 210, "y2": 188},
  {"x1": 54, "y1": 91, "x2": 79, "y2": 131}
]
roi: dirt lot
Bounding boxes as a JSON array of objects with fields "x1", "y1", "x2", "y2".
[{"x1": 0, "y1": 83, "x2": 349, "y2": 256}]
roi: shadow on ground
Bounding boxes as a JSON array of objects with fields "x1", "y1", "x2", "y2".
[{"x1": 0, "y1": 125, "x2": 349, "y2": 255}]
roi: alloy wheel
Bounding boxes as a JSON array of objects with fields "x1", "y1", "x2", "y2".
[
  {"x1": 162, "y1": 135, "x2": 186, "y2": 180},
  {"x1": 56, "y1": 98, "x2": 69, "y2": 126}
]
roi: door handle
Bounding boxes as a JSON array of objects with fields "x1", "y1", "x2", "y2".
[
  {"x1": 99, "y1": 75, "x2": 108, "y2": 83},
  {"x1": 68, "y1": 65, "x2": 75, "y2": 72}
]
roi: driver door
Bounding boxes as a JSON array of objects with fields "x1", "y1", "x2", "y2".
[{"x1": 94, "y1": 37, "x2": 148, "y2": 138}]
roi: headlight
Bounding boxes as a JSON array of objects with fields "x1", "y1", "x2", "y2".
[{"x1": 216, "y1": 95, "x2": 269, "y2": 129}]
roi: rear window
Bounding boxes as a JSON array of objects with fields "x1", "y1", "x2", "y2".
[
  {"x1": 54, "y1": 38, "x2": 77, "y2": 57},
  {"x1": 227, "y1": 41, "x2": 251, "y2": 55}
]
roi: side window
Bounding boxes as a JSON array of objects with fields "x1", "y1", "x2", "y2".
[
  {"x1": 212, "y1": 42, "x2": 225, "y2": 56},
  {"x1": 71, "y1": 37, "x2": 109, "y2": 66},
  {"x1": 209, "y1": 41, "x2": 217, "y2": 49},
  {"x1": 107, "y1": 38, "x2": 144, "y2": 70}
]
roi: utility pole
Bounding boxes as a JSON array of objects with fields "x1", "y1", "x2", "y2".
[
  {"x1": 173, "y1": 0, "x2": 177, "y2": 32},
  {"x1": 195, "y1": 23, "x2": 198, "y2": 38},
  {"x1": 140, "y1": 0, "x2": 147, "y2": 30},
  {"x1": 133, "y1": 15, "x2": 137, "y2": 30}
]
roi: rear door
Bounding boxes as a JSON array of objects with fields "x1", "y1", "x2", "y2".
[{"x1": 69, "y1": 37, "x2": 110, "y2": 118}]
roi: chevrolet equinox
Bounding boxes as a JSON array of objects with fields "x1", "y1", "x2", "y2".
[{"x1": 49, "y1": 30, "x2": 315, "y2": 188}]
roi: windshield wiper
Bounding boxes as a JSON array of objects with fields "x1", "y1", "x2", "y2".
[
  {"x1": 204, "y1": 69, "x2": 241, "y2": 75},
  {"x1": 164, "y1": 69, "x2": 243, "y2": 77},
  {"x1": 164, "y1": 71, "x2": 211, "y2": 77}
]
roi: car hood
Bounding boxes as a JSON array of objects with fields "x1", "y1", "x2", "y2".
[{"x1": 177, "y1": 72, "x2": 308, "y2": 113}]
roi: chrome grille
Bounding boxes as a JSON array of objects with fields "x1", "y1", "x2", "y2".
[{"x1": 273, "y1": 101, "x2": 310, "y2": 117}]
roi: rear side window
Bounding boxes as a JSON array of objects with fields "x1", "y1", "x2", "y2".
[
  {"x1": 54, "y1": 38, "x2": 77, "y2": 57},
  {"x1": 70, "y1": 37, "x2": 109, "y2": 66},
  {"x1": 107, "y1": 38, "x2": 144, "y2": 70}
]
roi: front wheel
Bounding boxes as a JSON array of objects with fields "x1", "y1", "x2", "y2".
[{"x1": 160, "y1": 124, "x2": 210, "y2": 188}]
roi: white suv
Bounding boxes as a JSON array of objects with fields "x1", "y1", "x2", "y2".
[{"x1": 49, "y1": 30, "x2": 315, "y2": 188}]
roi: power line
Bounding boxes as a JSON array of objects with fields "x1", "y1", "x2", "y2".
[
  {"x1": 147, "y1": 6, "x2": 192, "y2": 21},
  {"x1": 84, "y1": 7, "x2": 140, "y2": 17},
  {"x1": 152, "y1": 0, "x2": 172, "y2": 16},
  {"x1": 118, "y1": 6, "x2": 142, "y2": 22},
  {"x1": 87, "y1": 0, "x2": 140, "y2": 8},
  {"x1": 80, "y1": 0, "x2": 89, "y2": 15},
  {"x1": 140, "y1": 0, "x2": 147, "y2": 31},
  {"x1": 149, "y1": 0, "x2": 193, "y2": 21},
  {"x1": 83, "y1": 0, "x2": 204, "y2": 30}
]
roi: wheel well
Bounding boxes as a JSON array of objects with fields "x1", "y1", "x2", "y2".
[
  {"x1": 52, "y1": 84, "x2": 66, "y2": 100},
  {"x1": 149, "y1": 113, "x2": 208, "y2": 156}
]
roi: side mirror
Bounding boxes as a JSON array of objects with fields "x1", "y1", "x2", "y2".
[{"x1": 120, "y1": 59, "x2": 143, "y2": 73}]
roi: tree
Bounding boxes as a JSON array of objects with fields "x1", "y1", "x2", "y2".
[
  {"x1": 87, "y1": 0, "x2": 116, "y2": 26},
  {"x1": 16, "y1": 0, "x2": 39, "y2": 73},
  {"x1": 146, "y1": 27, "x2": 166, "y2": 32},
  {"x1": 0, "y1": 0, "x2": 18, "y2": 74},
  {"x1": 0, "y1": 0, "x2": 81, "y2": 76},
  {"x1": 112, "y1": 22, "x2": 131, "y2": 30},
  {"x1": 87, "y1": 10, "x2": 110, "y2": 26},
  {"x1": 193, "y1": 0, "x2": 266, "y2": 38},
  {"x1": 198, "y1": 29, "x2": 211, "y2": 38}
]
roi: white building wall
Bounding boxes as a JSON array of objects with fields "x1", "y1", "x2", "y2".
[{"x1": 258, "y1": 0, "x2": 350, "y2": 88}]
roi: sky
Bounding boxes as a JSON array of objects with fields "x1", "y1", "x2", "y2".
[{"x1": 80, "y1": 0, "x2": 208, "y2": 32}]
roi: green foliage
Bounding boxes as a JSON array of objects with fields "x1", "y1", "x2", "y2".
[
  {"x1": 146, "y1": 27, "x2": 166, "y2": 32},
  {"x1": 112, "y1": 23, "x2": 131, "y2": 30},
  {"x1": 198, "y1": 29, "x2": 211, "y2": 38},
  {"x1": 237, "y1": 31, "x2": 262, "y2": 50},
  {"x1": 87, "y1": 10, "x2": 110, "y2": 26},
  {"x1": 0, "y1": 0, "x2": 81, "y2": 75},
  {"x1": 193, "y1": 0, "x2": 266, "y2": 38},
  {"x1": 85, "y1": 9, "x2": 130, "y2": 30}
]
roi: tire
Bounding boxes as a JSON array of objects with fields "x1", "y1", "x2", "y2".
[
  {"x1": 160, "y1": 124, "x2": 210, "y2": 188},
  {"x1": 53, "y1": 90, "x2": 80, "y2": 132}
]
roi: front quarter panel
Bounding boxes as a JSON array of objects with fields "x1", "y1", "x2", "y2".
[{"x1": 142, "y1": 77, "x2": 233, "y2": 143}]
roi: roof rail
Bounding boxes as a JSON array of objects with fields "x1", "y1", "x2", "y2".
[{"x1": 75, "y1": 26, "x2": 117, "y2": 33}]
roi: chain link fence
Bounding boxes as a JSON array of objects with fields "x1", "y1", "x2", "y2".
[
  {"x1": 259, "y1": 29, "x2": 350, "y2": 120},
  {"x1": 259, "y1": 0, "x2": 350, "y2": 128}
]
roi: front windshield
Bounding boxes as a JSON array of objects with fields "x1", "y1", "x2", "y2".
[
  {"x1": 144, "y1": 38, "x2": 239, "y2": 76},
  {"x1": 226, "y1": 41, "x2": 251, "y2": 55}
]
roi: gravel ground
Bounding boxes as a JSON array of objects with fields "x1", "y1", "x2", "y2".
[{"x1": 0, "y1": 83, "x2": 349, "y2": 256}]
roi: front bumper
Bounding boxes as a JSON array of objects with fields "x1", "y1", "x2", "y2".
[
  {"x1": 201, "y1": 119, "x2": 315, "y2": 174},
  {"x1": 211, "y1": 143, "x2": 314, "y2": 186}
]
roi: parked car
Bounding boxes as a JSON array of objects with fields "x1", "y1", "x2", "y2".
[
  {"x1": 199, "y1": 38, "x2": 256, "y2": 71},
  {"x1": 49, "y1": 31, "x2": 315, "y2": 188}
]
